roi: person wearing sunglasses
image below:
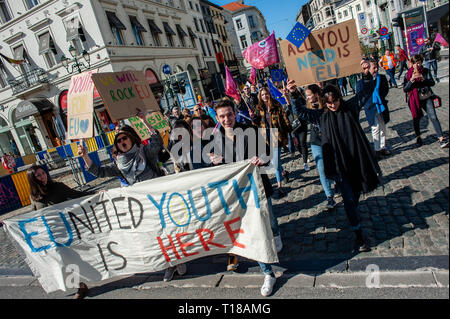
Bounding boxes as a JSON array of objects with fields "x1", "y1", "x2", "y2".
[{"x1": 78, "y1": 123, "x2": 188, "y2": 290}]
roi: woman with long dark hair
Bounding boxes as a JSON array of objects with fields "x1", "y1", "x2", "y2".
[
  {"x1": 403, "y1": 54, "x2": 449, "y2": 148},
  {"x1": 286, "y1": 81, "x2": 382, "y2": 253},
  {"x1": 27, "y1": 164, "x2": 91, "y2": 298},
  {"x1": 285, "y1": 83, "x2": 337, "y2": 209},
  {"x1": 252, "y1": 87, "x2": 292, "y2": 198}
]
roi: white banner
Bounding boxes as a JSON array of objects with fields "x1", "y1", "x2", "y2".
[{"x1": 3, "y1": 161, "x2": 278, "y2": 293}]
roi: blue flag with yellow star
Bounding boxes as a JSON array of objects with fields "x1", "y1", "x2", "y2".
[
  {"x1": 267, "y1": 78, "x2": 287, "y2": 105},
  {"x1": 286, "y1": 22, "x2": 310, "y2": 48}
]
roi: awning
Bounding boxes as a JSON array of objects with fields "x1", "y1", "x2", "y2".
[
  {"x1": 106, "y1": 11, "x2": 126, "y2": 30},
  {"x1": 427, "y1": 4, "x2": 449, "y2": 24},
  {"x1": 15, "y1": 100, "x2": 54, "y2": 121},
  {"x1": 163, "y1": 22, "x2": 176, "y2": 36},
  {"x1": 148, "y1": 19, "x2": 163, "y2": 34},
  {"x1": 130, "y1": 16, "x2": 147, "y2": 32},
  {"x1": 176, "y1": 24, "x2": 188, "y2": 37},
  {"x1": 187, "y1": 27, "x2": 197, "y2": 39},
  {"x1": 65, "y1": 16, "x2": 82, "y2": 41}
]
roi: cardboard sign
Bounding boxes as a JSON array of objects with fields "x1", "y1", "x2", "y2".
[
  {"x1": 67, "y1": 70, "x2": 97, "y2": 139},
  {"x1": 3, "y1": 161, "x2": 278, "y2": 293},
  {"x1": 128, "y1": 116, "x2": 151, "y2": 141},
  {"x1": 145, "y1": 111, "x2": 170, "y2": 133},
  {"x1": 280, "y1": 20, "x2": 362, "y2": 87},
  {"x1": 91, "y1": 71, "x2": 160, "y2": 122}
]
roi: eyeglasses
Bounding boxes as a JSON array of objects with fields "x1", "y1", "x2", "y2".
[
  {"x1": 116, "y1": 135, "x2": 129, "y2": 143},
  {"x1": 194, "y1": 108, "x2": 201, "y2": 112}
]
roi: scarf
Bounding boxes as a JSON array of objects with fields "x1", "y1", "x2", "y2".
[
  {"x1": 321, "y1": 103, "x2": 382, "y2": 194},
  {"x1": 116, "y1": 144, "x2": 146, "y2": 185},
  {"x1": 372, "y1": 74, "x2": 386, "y2": 114},
  {"x1": 406, "y1": 67, "x2": 424, "y2": 119}
]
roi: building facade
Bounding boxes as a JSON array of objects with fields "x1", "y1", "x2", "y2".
[
  {"x1": 0, "y1": 0, "x2": 207, "y2": 157},
  {"x1": 222, "y1": 1, "x2": 269, "y2": 72},
  {"x1": 310, "y1": 0, "x2": 341, "y2": 30}
]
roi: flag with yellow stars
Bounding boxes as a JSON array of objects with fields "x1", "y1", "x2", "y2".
[{"x1": 286, "y1": 22, "x2": 311, "y2": 49}]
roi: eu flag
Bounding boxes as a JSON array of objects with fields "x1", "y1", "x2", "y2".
[
  {"x1": 286, "y1": 22, "x2": 311, "y2": 49},
  {"x1": 267, "y1": 78, "x2": 287, "y2": 105}
]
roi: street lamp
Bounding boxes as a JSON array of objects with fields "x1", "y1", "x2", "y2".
[{"x1": 60, "y1": 45, "x2": 91, "y2": 74}]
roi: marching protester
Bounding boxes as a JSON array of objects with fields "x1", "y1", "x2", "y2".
[
  {"x1": 286, "y1": 81, "x2": 382, "y2": 253},
  {"x1": 395, "y1": 44, "x2": 409, "y2": 81},
  {"x1": 285, "y1": 83, "x2": 337, "y2": 209},
  {"x1": 169, "y1": 106, "x2": 184, "y2": 129},
  {"x1": 379, "y1": 49, "x2": 398, "y2": 88},
  {"x1": 403, "y1": 54, "x2": 449, "y2": 148},
  {"x1": 78, "y1": 123, "x2": 188, "y2": 289},
  {"x1": 209, "y1": 98, "x2": 282, "y2": 297},
  {"x1": 287, "y1": 88, "x2": 310, "y2": 172},
  {"x1": 182, "y1": 108, "x2": 193, "y2": 125},
  {"x1": 26, "y1": 164, "x2": 93, "y2": 298},
  {"x1": 419, "y1": 37, "x2": 441, "y2": 82},
  {"x1": 204, "y1": 98, "x2": 217, "y2": 123},
  {"x1": 252, "y1": 87, "x2": 293, "y2": 199},
  {"x1": 338, "y1": 76, "x2": 348, "y2": 96},
  {"x1": 356, "y1": 59, "x2": 392, "y2": 159}
]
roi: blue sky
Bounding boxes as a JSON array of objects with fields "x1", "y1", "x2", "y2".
[{"x1": 211, "y1": 0, "x2": 309, "y2": 39}]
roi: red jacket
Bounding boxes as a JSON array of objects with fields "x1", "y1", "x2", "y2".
[{"x1": 398, "y1": 48, "x2": 409, "y2": 62}]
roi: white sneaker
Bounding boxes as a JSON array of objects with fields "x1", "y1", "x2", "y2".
[
  {"x1": 304, "y1": 163, "x2": 310, "y2": 171},
  {"x1": 274, "y1": 235, "x2": 283, "y2": 253},
  {"x1": 176, "y1": 263, "x2": 187, "y2": 276},
  {"x1": 261, "y1": 274, "x2": 276, "y2": 297}
]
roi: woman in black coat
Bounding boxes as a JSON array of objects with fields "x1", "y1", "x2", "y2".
[{"x1": 286, "y1": 81, "x2": 382, "y2": 253}]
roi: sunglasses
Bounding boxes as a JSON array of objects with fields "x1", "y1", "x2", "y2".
[{"x1": 116, "y1": 135, "x2": 129, "y2": 143}]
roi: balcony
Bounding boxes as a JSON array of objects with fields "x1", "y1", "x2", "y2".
[{"x1": 7, "y1": 68, "x2": 49, "y2": 96}]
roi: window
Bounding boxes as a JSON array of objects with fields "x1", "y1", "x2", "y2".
[
  {"x1": 366, "y1": 1, "x2": 371, "y2": 6},
  {"x1": 187, "y1": 27, "x2": 197, "y2": 48},
  {"x1": 38, "y1": 32, "x2": 57, "y2": 68},
  {"x1": 0, "y1": 0, "x2": 12, "y2": 23},
  {"x1": 176, "y1": 24, "x2": 187, "y2": 47},
  {"x1": 240, "y1": 35, "x2": 248, "y2": 49},
  {"x1": 194, "y1": 18, "x2": 199, "y2": 32},
  {"x1": 189, "y1": 1, "x2": 193, "y2": 10},
  {"x1": 130, "y1": 16, "x2": 146, "y2": 46},
  {"x1": 199, "y1": 38, "x2": 207, "y2": 56},
  {"x1": 357, "y1": 4, "x2": 361, "y2": 11},
  {"x1": 205, "y1": 38, "x2": 212, "y2": 56},
  {"x1": 25, "y1": 0, "x2": 39, "y2": 10},
  {"x1": 0, "y1": 65, "x2": 7, "y2": 88},
  {"x1": 148, "y1": 20, "x2": 162, "y2": 46},
  {"x1": 236, "y1": 18, "x2": 243, "y2": 30},
  {"x1": 200, "y1": 20, "x2": 205, "y2": 32},
  {"x1": 248, "y1": 16, "x2": 255, "y2": 28},
  {"x1": 325, "y1": 7, "x2": 331, "y2": 17},
  {"x1": 344, "y1": 10, "x2": 348, "y2": 17},
  {"x1": 163, "y1": 22, "x2": 176, "y2": 47},
  {"x1": 338, "y1": 12, "x2": 342, "y2": 19},
  {"x1": 106, "y1": 11, "x2": 126, "y2": 45},
  {"x1": 195, "y1": 4, "x2": 199, "y2": 11}
]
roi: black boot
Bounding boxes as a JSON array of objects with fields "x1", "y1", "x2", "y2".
[{"x1": 353, "y1": 229, "x2": 371, "y2": 253}]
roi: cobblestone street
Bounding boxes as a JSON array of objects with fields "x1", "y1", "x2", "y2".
[{"x1": 1, "y1": 82, "x2": 448, "y2": 274}]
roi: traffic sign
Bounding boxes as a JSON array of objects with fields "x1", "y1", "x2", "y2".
[
  {"x1": 163, "y1": 64, "x2": 171, "y2": 75},
  {"x1": 379, "y1": 27, "x2": 389, "y2": 36},
  {"x1": 380, "y1": 34, "x2": 390, "y2": 40},
  {"x1": 361, "y1": 27, "x2": 368, "y2": 35}
]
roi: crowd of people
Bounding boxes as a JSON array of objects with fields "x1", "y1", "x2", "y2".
[{"x1": 22, "y1": 42, "x2": 448, "y2": 298}]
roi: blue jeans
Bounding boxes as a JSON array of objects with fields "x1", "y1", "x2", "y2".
[
  {"x1": 311, "y1": 144, "x2": 334, "y2": 198},
  {"x1": 257, "y1": 197, "x2": 279, "y2": 275},
  {"x1": 424, "y1": 60, "x2": 438, "y2": 79},
  {"x1": 271, "y1": 148, "x2": 284, "y2": 184},
  {"x1": 335, "y1": 175, "x2": 361, "y2": 229},
  {"x1": 386, "y1": 68, "x2": 397, "y2": 86}
]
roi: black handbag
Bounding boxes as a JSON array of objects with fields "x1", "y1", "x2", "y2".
[{"x1": 158, "y1": 148, "x2": 171, "y2": 163}]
